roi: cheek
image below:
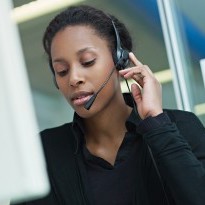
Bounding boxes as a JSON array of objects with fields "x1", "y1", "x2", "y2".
[
  {"x1": 57, "y1": 81, "x2": 71, "y2": 101},
  {"x1": 99, "y1": 72, "x2": 120, "y2": 99},
  {"x1": 109, "y1": 74, "x2": 121, "y2": 92},
  {"x1": 93, "y1": 58, "x2": 115, "y2": 84},
  {"x1": 89, "y1": 58, "x2": 119, "y2": 96}
]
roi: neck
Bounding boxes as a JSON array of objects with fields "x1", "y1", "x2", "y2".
[{"x1": 83, "y1": 93, "x2": 132, "y2": 144}]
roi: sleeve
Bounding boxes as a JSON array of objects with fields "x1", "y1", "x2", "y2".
[{"x1": 138, "y1": 111, "x2": 205, "y2": 205}]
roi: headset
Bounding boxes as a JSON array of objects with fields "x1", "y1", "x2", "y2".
[{"x1": 110, "y1": 19, "x2": 130, "y2": 70}]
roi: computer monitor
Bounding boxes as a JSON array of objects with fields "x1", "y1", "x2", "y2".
[{"x1": 0, "y1": 1, "x2": 50, "y2": 204}]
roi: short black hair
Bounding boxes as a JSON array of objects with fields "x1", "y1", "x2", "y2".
[{"x1": 43, "y1": 5, "x2": 133, "y2": 74}]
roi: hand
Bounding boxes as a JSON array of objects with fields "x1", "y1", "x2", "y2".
[{"x1": 119, "y1": 52, "x2": 163, "y2": 119}]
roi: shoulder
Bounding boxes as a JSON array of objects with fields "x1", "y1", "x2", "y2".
[
  {"x1": 40, "y1": 122, "x2": 74, "y2": 141},
  {"x1": 40, "y1": 122, "x2": 76, "y2": 157},
  {"x1": 164, "y1": 109, "x2": 205, "y2": 144},
  {"x1": 164, "y1": 109, "x2": 203, "y2": 127}
]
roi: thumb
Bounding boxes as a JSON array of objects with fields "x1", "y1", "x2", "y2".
[{"x1": 131, "y1": 83, "x2": 142, "y2": 105}]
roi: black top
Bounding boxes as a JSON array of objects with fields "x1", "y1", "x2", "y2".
[
  {"x1": 73, "y1": 95, "x2": 171, "y2": 205},
  {"x1": 82, "y1": 109, "x2": 140, "y2": 205},
  {"x1": 11, "y1": 93, "x2": 205, "y2": 205}
]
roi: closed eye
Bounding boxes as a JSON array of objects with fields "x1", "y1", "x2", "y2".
[
  {"x1": 82, "y1": 59, "x2": 96, "y2": 67},
  {"x1": 56, "y1": 69, "x2": 68, "y2": 77}
]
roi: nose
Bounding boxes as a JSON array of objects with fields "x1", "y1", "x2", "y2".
[{"x1": 69, "y1": 67, "x2": 84, "y2": 87}]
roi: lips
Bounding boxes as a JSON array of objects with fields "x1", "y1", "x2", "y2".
[{"x1": 71, "y1": 91, "x2": 93, "y2": 106}]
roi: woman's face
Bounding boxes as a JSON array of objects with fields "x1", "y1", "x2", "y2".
[{"x1": 51, "y1": 25, "x2": 121, "y2": 118}]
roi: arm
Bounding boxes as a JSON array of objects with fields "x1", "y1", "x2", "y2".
[
  {"x1": 119, "y1": 52, "x2": 205, "y2": 205},
  {"x1": 139, "y1": 111, "x2": 205, "y2": 205}
]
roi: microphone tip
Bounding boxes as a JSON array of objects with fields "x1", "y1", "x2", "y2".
[{"x1": 84, "y1": 94, "x2": 97, "y2": 110}]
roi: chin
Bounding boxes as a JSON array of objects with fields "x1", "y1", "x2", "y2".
[
  {"x1": 65, "y1": 98, "x2": 91, "y2": 118},
  {"x1": 71, "y1": 104, "x2": 92, "y2": 117},
  {"x1": 73, "y1": 104, "x2": 103, "y2": 119},
  {"x1": 75, "y1": 109, "x2": 95, "y2": 119}
]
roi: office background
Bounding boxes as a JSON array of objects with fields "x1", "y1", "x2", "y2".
[{"x1": 12, "y1": 0, "x2": 205, "y2": 130}]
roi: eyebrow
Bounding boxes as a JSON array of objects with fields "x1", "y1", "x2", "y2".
[
  {"x1": 76, "y1": 46, "x2": 96, "y2": 55},
  {"x1": 53, "y1": 58, "x2": 66, "y2": 63},
  {"x1": 53, "y1": 47, "x2": 96, "y2": 63}
]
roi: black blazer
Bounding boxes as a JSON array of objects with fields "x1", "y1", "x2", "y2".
[{"x1": 12, "y1": 109, "x2": 205, "y2": 205}]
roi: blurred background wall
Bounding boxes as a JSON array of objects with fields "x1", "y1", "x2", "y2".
[{"x1": 12, "y1": 0, "x2": 205, "y2": 130}]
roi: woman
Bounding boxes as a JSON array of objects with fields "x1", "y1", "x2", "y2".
[{"x1": 13, "y1": 5, "x2": 205, "y2": 205}]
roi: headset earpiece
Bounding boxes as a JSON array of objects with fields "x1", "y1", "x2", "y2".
[
  {"x1": 115, "y1": 49, "x2": 129, "y2": 70},
  {"x1": 111, "y1": 20, "x2": 129, "y2": 70}
]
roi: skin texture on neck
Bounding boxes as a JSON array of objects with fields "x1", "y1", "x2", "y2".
[{"x1": 84, "y1": 91, "x2": 132, "y2": 165}]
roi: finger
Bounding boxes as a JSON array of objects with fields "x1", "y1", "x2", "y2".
[
  {"x1": 121, "y1": 66, "x2": 145, "y2": 79},
  {"x1": 123, "y1": 69, "x2": 143, "y2": 79},
  {"x1": 123, "y1": 71, "x2": 144, "y2": 87},
  {"x1": 119, "y1": 65, "x2": 142, "y2": 76},
  {"x1": 131, "y1": 83, "x2": 142, "y2": 105},
  {"x1": 143, "y1": 65, "x2": 154, "y2": 76},
  {"x1": 129, "y1": 52, "x2": 143, "y2": 66},
  {"x1": 120, "y1": 66, "x2": 146, "y2": 87},
  {"x1": 122, "y1": 64, "x2": 154, "y2": 79}
]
